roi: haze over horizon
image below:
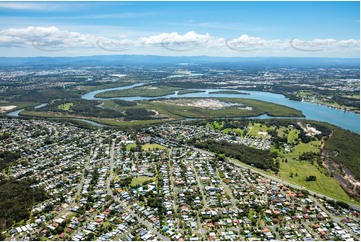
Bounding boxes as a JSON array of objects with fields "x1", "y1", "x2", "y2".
[{"x1": 0, "y1": 1, "x2": 359, "y2": 58}]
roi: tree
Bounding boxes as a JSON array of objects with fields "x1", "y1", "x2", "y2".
[
  {"x1": 54, "y1": 225, "x2": 64, "y2": 235},
  {"x1": 306, "y1": 175, "x2": 317, "y2": 181}
]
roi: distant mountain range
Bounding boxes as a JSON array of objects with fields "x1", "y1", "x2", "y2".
[{"x1": 0, "y1": 55, "x2": 359, "y2": 67}]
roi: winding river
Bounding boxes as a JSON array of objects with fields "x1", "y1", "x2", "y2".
[{"x1": 82, "y1": 83, "x2": 360, "y2": 134}]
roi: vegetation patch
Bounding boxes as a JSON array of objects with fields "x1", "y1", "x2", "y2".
[
  {"x1": 0, "y1": 150, "x2": 21, "y2": 171},
  {"x1": 0, "y1": 179, "x2": 47, "y2": 236},
  {"x1": 95, "y1": 84, "x2": 180, "y2": 98},
  {"x1": 57, "y1": 102, "x2": 73, "y2": 111},
  {"x1": 147, "y1": 98, "x2": 304, "y2": 119},
  {"x1": 131, "y1": 176, "x2": 156, "y2": 187},
  {"x1": 124, "y1": 108, "x2": 157, "y2": 121},
  {"x1": 323, "y1": 124, "x2": 360, "y2": 179},
  {"x1": 142, "y1": 143, "x2": 166, "y2": 151},
  {"x1": 209, "y1": 90, "x2": 250, "y2": 95},
  {"x1": 126, "y1": 142, "x2": 137, "y2": 151},
  {"x1": 37, "y1": 99, "x2": 125, "y2": 119},
  {"x1": 192, "y1": 139, "x2": 279, "y2": 172},
  {"x1": 177, "y1": 89, "x2": 202, "y2": 95}
]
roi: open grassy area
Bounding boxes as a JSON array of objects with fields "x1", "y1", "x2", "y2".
[
  {"x1": 0, "y1": 101, "x2": 39, "y2": 111},
  {"x1": 287, "y1": 129, "x2": 300, "y2": 144},
  {"x1": 229, "y1": 142, "x2": 357, "y2": 205},
  {"x1": 222, "y1": 128, "x2": 244, "y2": 136},
  {"x1": 57, "y1": 102, "x2": 73, "y2": 111},
  {"x1": 125, "y1": 142, "x2": 136, "y2": 151},
  {"x1": 0, "y1": 100, "x2": 9, "y2": 105},
  {"x1": 142, "y1": 143, "x2": 166, "y2": 151},
  {"x1": 343, "y1": 94, "x2": 360, "y2": 99},
  {"x1": 247, "y1": 123, "x2": 275, "y2": 137},
  {"x1": 131, "y1": 176, "x2": 156, "y2": 187},
  {"x1": 277, "y1": 140, "x2": 355, "y2": 203}
]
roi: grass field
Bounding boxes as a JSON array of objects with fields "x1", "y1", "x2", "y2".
[
  {"x1": 58, "y1": 102, "x2": 73, "y2": 111},
  {"x1": 247, "y1": 123, "x2": 275, "y2": 137},
  {"x1": 0, "y1": 101, "x2": 39, "y2": 111},
  {"x1": 131, "y1": 176, "x2": 156, "y2": 187},
  {"x1": 287, "y1": 129, "x2": 300, "y2": 144},
  {"x1": 0, "y1": 100, "x2": 9, "y2": 105},
  {"x1": 126, "y1": 142, "x2": 136, "y2": 151},
  {"x1": 222, "y1": 128, "x2": 244, "y2": 136},
  {"x1": 277, "y1": 140, "x2": 355, "y2": 203},
  {"x1": 142, "y1": 143, "x2": 166, "y2": 151},
  {"x1": 229, "y1": 145, "x2": 357, "y2": 205}
]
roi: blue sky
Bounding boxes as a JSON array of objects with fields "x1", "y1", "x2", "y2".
[{"x1": 0, "y1": 1, "x2": 359, "y2": 57}]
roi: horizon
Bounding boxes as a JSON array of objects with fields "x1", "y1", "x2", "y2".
[
  {"x1": 0, "y1": 1, "x2": 359, "y2": 58},
  {"x1": 0, "y1": 54, "x2": 360, "y2": 60}
]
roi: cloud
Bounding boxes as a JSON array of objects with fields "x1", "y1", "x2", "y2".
[
  {"x1": 226, "y1": 34, "x2": 284, "y2": 52},
  {"x1": 290, "y1": 38, "x2": 360, "y2": 52},
  {"x1": 0, "y1": 2, "x2": 68, "y2": 11},
  {"x1": 140, "y1": 31, "x2": 212, "y2": 45},
  {"x1": 0, "y1": 26, "x2": 358, "y2": 57},
  {"x1": 138, "y1": 31, "x2": 225, "y2": 51},
  {"x1": 0, "y1": 26, "x2": 97, "y2": 50}
]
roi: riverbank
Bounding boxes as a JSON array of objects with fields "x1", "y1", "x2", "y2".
[{"x1": 82, "y1": 83, "x2": 360, "y2": 134}]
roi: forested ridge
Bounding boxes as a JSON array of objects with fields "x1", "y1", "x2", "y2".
[{"x1": 0, "y1": 179, "x2": 47, "y2": 238}]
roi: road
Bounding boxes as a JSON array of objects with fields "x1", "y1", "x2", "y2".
[
  {"x1": 106, "y1": 140, "x2": 170, "y2": 241},
  {"x1": 216, "y1": 168, "x2": 237, "y2": 208},
  {"x1": 196, "y1": 212, "x2": 206, "y2": 240},
  {"x1": 189, "y1": 155, "x2": 209, "y2": 209},
  {"x1": 168, "y1": 148, "x2": 180, "y2": 230}
]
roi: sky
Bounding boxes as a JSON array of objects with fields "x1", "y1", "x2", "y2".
[{"x1": 0, "y1": 1, "x2": 359, "y2": 57}]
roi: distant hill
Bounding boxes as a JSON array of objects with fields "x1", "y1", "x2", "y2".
[{"x1": 0, "y1": 55, "x2": 359, "y2": 67}]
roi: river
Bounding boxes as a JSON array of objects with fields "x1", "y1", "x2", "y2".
[
  {"x1": 7, "y1": 109, "x2": 25, "y2": 117},
  {"x1": 82, "y1": 83, "x2": 360, "y2": 134},
  {"x1": 73, "y1": 118, "x2": 107, "y2": 127}
]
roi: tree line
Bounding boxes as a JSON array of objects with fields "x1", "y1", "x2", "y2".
[{"x1": 191, "y1": 139, "x2": 279, "y2": 172}]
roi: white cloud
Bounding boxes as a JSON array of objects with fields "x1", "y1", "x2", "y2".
[
  {"x1": 140, "y1": 31, "x2": 211, "y2": 45},
  {"x1": 290, "y1": 38, "x2": 360, "y2": 52},
  {"x1": 226, "y1": 34, "x2": 284, "y2": 52},
  {"x1": 138, "y1": 31, "x2": 224, "y2": 51},
  {"x1": 0, "y1": 26, "x2": 358, "y2": 57},
  {"x1": 0, "y1": 2, "x2": 68, "y2": 11},
  {"x1": 0, "y1": 26, "x2": 97, "y2": 50}
]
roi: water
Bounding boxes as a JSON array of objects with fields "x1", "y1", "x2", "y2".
[
  {"x1": 73, "y1": 119, "x2": 107, "y2": 127},
  {"x1": 82, "y1": 83, "x2": 144, "y2": 100},
  {"x1": 7, "y1": 109, "x2": 24, "y2": 117},
  {"x1": 34, "y1": 103, "x2": 48, "y2": 109},
  {"x1": 6, "y1": 103, "x2": 48, "y2": 117},
  {"x1": 82, "y1": 83, "x2": 360, "y2": 134}
]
